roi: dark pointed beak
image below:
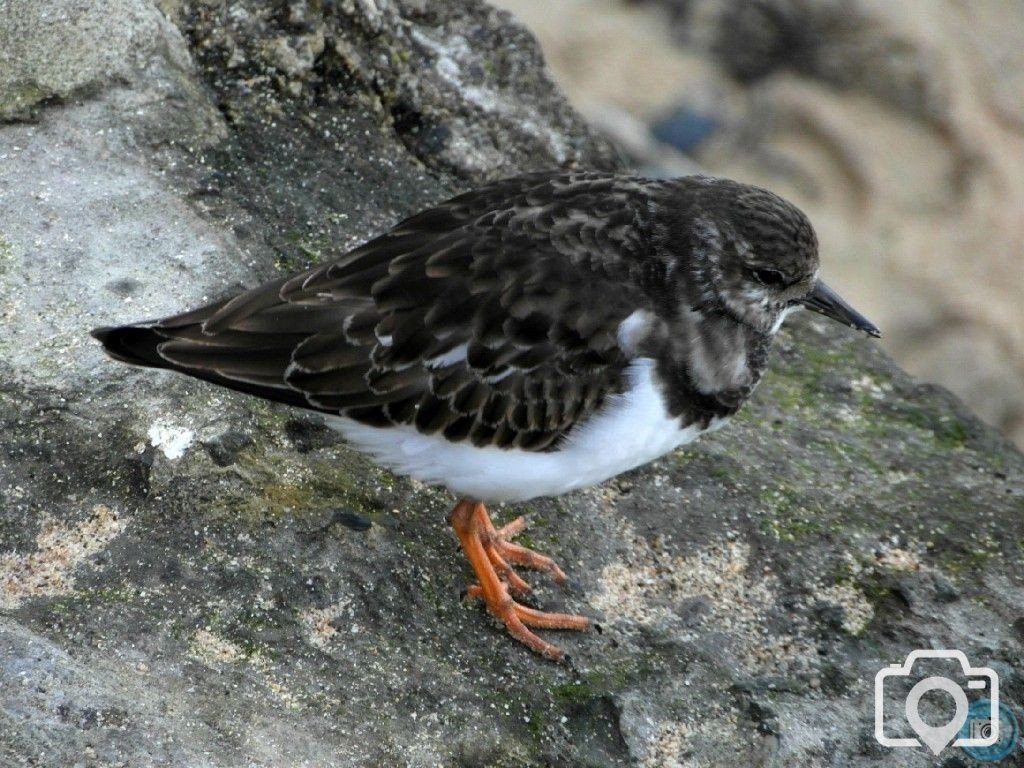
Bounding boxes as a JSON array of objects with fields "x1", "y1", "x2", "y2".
[{"x1": 797, "y1": 280, "x2": 881, "y2": 338}]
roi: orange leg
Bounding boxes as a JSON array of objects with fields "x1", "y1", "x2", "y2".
[
  {"x1": 450, "y1": 499, "x2": 590, "y2": 659},
  {"x1": 478, "y1": 512, "x2": 568, "y2": 587}
]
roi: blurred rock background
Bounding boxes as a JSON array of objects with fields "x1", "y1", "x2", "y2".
[{"x1": 494, "y1": 0, "x2": 1024, "y2": 448}]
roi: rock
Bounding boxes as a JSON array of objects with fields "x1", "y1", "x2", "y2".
[
  {"x1": 2, "y1": 1, "x2": 1024, "y2": 766},
  {"x1": 176, "y1": 0, "x2": 618, "y2": 178},
  {"x1": 586, "y1": 104, "x2": 704, "y2": 179},
  {"x1": 0, "y1": 0, "x2": 177, "y2": 119},
  {"x1": 0, "y1": 0, "x2": 222, "y2": 135},
  {"x1": 202, "y1": 430, "x2": 255, "y2": 467},
  {"x1": 649, "y1": 104, "x2": 719, "y2": 154}
]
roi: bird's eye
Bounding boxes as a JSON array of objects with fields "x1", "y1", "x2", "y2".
[{"x1": 751, "y1": 268, "x2": 786, "y2": 286}]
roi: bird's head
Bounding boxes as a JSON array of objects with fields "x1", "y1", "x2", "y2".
[{"x1": 658, "y1": 177, "x2": 879, "y2": 338}]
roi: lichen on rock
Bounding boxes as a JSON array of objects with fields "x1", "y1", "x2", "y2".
[{"x1": 0, "y1": 505, "x2": 127, "y2": 611}]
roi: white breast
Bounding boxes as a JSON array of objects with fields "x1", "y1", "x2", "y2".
[{"x1": 326, "y1": 358, "x2": 724, "y2": 503}]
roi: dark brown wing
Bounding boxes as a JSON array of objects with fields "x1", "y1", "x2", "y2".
[{"x1": 93, "y1": 171, "x2": 655, "y2": 451}]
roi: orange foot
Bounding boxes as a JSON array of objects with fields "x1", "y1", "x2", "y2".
[{"x1": 450, "y1": 498, "x2": 590, "y2": 660}]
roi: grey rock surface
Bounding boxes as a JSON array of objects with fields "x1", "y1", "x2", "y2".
[{"x1": 1, "y1": 1, "x2": 1023, "y2": 767}]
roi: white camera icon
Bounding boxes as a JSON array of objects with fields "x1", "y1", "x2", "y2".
[{"x1": 874, "y1": 649, "x2": 999, "y2": 755}]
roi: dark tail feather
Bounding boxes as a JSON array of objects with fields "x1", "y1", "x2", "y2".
[
  {"x1": 90, "y1": 323, "x2": 319, "y2": 411},
  {"x1": 90, "y1": 294, "x2": 230, "y2": 368},
  {"x1": 91, "y1": 324, "x2": 169, "y2": 369}
]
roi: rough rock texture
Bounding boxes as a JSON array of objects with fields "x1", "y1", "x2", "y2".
[
  {"x1": 1, "y1": 1, "x2": 1023, "y2": 767},
  {"x1": 0, "y1": 0, "x2": 192, "y2": 121}
]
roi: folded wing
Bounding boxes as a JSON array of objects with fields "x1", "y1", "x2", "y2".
[{"x1": 93, "y1": 171, "x2": 653, "y2": 451}]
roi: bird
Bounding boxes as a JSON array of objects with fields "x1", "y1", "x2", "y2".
[{"x1": 92, "y1": 170, "x2": 879, "y2": 660}]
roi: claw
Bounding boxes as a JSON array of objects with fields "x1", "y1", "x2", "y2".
[{"x1": 450, "y1": 499, "x2": 590, "y2": 659}]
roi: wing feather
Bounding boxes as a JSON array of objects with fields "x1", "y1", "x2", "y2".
[{"x1": 96, "y1": 171, "x2": 655, "y2": 451}]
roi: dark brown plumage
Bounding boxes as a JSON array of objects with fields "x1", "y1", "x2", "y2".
[{"x1": 95, "y1": 172, "x2": 659, "y2": 451}]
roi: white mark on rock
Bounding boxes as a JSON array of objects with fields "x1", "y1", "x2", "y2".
[{"x1": 148, "y1": 420, "x2": 195, "y2": 459}]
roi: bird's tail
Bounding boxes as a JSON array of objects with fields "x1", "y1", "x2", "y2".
[
  {"x1": 91, "y1": 324, "x2": 172, "y2": 369},
  {"x1": 89, "y1": 291, "x2": 325, "y2": 411}
]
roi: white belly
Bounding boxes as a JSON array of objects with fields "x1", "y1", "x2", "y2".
[{"x1": 326, "y1": 358, "x2": 723, "y2": 503}]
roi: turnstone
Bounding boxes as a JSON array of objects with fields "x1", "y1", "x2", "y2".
[{"x1": 93, "y1": 171, "x2": 879, "y2": 659}]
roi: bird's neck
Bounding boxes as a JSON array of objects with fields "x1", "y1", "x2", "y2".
[{"x1": 652, "y1": 312, "x2": 774, "y2": 427}]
